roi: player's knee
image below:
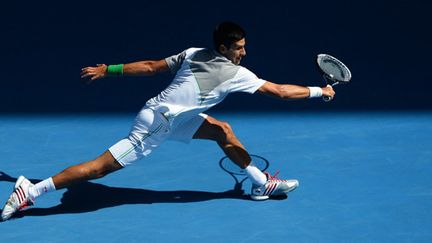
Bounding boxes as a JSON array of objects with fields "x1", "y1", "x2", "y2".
[
  {"x1": 218, "y1": 121, "x2": 235, "y2": 142},
  {"x1": 94, "y1": 166, "x2": 110, "y2": 179},
  {"x1": 221, "y1": 122, "x2": 233, "y2": 135}
]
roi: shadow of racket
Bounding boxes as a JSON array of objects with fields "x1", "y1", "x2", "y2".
[{"x1": 219, "y1": 155, "x2": 269, "y2": 194}]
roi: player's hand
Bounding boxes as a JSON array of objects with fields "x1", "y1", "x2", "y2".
[
  {"x1": 81, "y1": 64, "x2": 108, "y2": 83},
  {"x1": 322, "y1": 85, "x2": 335, "y2": 100}
]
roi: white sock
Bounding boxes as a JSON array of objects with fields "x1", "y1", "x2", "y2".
[
  {"x1": 245, "y1": 162, "x2": 267, "y2": 186},
  {"x1": 29, "y1": 177, "x2": 56, "y2": 200}
]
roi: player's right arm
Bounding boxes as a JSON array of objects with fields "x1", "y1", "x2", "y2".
[
  {"x1": 257, "y1": 81, "x2": 335, "y2": 100},
  {"x1": 80, "y1": 59, "x2": 170, "y2": 82}
]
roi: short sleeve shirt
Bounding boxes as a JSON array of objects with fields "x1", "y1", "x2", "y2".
[{"x1": 146, "y1": 48, "x2": 266, "y2": 128}]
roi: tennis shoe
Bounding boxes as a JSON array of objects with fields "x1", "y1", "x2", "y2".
[
  {"x1": 251, "y1": 171, "x2": 299, "y2": 201},
  {"x1": 1, "y1": 176, "x2": 35, "y2": 221}
]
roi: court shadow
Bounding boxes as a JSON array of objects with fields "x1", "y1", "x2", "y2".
[{"x1": 0, "y1": 171, "x2": 249, "y2": 219}]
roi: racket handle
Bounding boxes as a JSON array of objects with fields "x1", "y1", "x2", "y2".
[{"x1": 322, "y1": 84, "x2": 333, "y2": 102}]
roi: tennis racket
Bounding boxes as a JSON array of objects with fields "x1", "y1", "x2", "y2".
[
  {"x1": 219, "y1": 155, "x2": 269, "y2": 192},
  {"x1": 316, "y1": 54, "x2": 352, "y2": 102}
]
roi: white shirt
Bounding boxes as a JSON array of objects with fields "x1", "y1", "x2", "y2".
[{"x1": 145, "y1": 48, "x2": 266, "y2": 129}]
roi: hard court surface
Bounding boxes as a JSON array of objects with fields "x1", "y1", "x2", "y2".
[{"x1": 1, "y1": 112, "x2": 431, "y2": 242}]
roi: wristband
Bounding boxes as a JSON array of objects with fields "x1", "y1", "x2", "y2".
[
  {"x1": 107, "y1": 64, "x2": 124, "y2": 76},
  {"x1": 307, "y1": 87, "x2": 322, "y2": 98}
]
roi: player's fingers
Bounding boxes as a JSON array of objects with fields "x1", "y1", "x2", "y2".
[
  {"x1": 81, "y1": 72, "x2": 95, "y2": 79},
  {"x1": 81, "y1": 67, "x2": 94, "y2": 74},
  {"x1": 80, "y1": 71, "x2": 88, "y2": 78},
  {"x1": 87, "y1": 68, "x2": 98, "y2": 75},
  {"x1": 82, "y1": 66, "x2": 99, "y2": 71},
  {"x1": 325, "y1": 85, "x2": 335, "y2": 94},
  {"x1": 80, "y1": 69, "x2": 89, "y2": 76}
]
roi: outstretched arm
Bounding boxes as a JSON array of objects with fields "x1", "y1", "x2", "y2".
[
  {"x1": 80, "y1": 59, "x2": 170, "y2": 82},
  {"x1": 257, "y1": 81, "x2": 335, "y2": 100}
]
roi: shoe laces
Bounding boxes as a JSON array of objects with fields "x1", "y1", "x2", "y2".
[{"x1": 265, "y1": 170, "x2": 284, "y2": 182}]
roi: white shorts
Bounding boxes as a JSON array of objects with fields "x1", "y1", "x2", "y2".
[{"x1": 109, "y1": 107, "x2": 207, "y2": 167}]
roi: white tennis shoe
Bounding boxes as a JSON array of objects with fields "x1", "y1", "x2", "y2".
[
  {"x1": 1, "y1": 176, "x2": 35, "y2": 221},
  {"x1": 251, "y1": 171, "x2": 299, "y2": 201}
]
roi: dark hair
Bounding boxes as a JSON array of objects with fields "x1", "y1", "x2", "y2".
[{"x1": 213, "y1": 21, "x2": 246, "y2": 52}]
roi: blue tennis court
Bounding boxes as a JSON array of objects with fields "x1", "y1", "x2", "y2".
[{"x1": 1, "y1": 111, "x2": 431, "y2": 242}]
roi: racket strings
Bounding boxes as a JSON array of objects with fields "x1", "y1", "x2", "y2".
[{"x1": 317, "y1": 54, "x2": 352, "y2": 82}]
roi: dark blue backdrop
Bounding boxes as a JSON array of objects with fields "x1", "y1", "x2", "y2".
[{"x1": 2, "y1": 0, "x2": 431, "y2": 113}]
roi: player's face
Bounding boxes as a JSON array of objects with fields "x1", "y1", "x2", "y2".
[{"x1": 221, "y1": 38, "x2": 246, "y2": 65}]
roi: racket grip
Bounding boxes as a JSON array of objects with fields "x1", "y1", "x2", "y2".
[{"x1": 322, "y1": 84, "x2": 333, "y2": 102}]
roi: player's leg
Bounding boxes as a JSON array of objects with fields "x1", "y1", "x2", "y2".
[
  {"x1": 1, "y1": 107, "x2": 169, "y2": 220},
  {"x1": 0, "y1": 150, "x2": 122, "y2": 221},
  {"x1": 52, "y1": 150, "x2": 122, "y2": 190},
  {"x1": 168, "y1": 114, "x2": 264, "y2": 184},
  {"x1": 192, "y1": 115, "x2": 267, "y2": 186},
  {"x1": 47, "y1": 107, "x2": 169, "y2": 191},
  {"x1": 192, "y1": 115, "x2": 299, "y2": 200},
  {"x1": 192, "y1": 115, "x2": 251, "y2": 169}
]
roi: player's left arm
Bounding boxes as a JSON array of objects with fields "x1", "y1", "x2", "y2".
[{"x1": 257, "y1": 81, "x2": 334, "y2": 100}]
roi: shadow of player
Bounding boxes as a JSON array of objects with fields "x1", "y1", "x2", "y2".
[{"x1": 0, "y1": 171, "x2": 250, "y2": 219}]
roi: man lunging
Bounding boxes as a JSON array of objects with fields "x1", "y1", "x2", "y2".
[{"x1": 1, "y1": 21, "x2": 334, "y2": 220}]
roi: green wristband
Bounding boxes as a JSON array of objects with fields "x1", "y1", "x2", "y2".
[{"x1": 107, "y1": 64, "x2": 124, "y2": 76}]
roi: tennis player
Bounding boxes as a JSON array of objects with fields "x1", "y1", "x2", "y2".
[{"x1": 2, "y1": 21, "x2": 334, "y2": 220}]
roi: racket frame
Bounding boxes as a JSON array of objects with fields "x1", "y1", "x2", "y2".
[{"x1": 316, "y1": 54, "x2": 352, "y2": 102}]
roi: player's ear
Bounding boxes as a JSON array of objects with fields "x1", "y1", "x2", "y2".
[{"x1": 219, "y1": 44, "x2": 228, "y2": 54}]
